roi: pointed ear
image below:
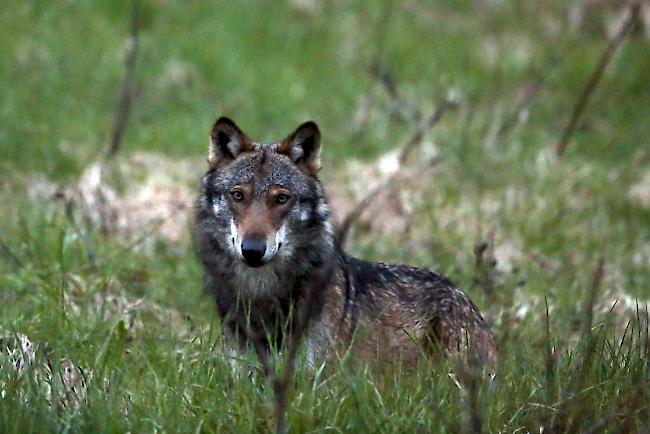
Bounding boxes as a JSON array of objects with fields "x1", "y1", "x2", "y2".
[
  {"x1": 208, "y1": 117, "x2": 253, "y2": 168},
  {"x1": 277, "y1": 121, "x2": 321, "y2": 175}
]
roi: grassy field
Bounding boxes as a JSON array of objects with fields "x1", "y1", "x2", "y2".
[{"x1": 1, "y1": 1, "x2": 650, "y2": 432}]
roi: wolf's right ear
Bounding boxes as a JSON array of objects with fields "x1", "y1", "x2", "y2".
[{"x1": 208, "y1": 117, "x2": 253, "y2": 168}]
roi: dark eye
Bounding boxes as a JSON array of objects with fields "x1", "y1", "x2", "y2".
[
  {"x1": 276, "y1": 193, "x2": 290, "y2": 205},
  {"x1": 230, "y1": 190, "x2": 244, "y2": 202}
]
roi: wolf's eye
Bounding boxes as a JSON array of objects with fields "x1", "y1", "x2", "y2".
[
  {"x1": 275, "y1": 193, "x2": 290, "y2": 205},
  {"x1": 230, "y1": 190, "x2": 244, "y2": 202}
]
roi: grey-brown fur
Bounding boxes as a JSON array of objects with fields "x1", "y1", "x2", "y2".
[{"x1": 194, "y1": 117, "x2": 497, "y2": 370}]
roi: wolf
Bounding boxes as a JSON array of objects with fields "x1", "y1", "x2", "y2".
[{"x1": 194, "y1": 117, "x2": 497, "y2": 370}]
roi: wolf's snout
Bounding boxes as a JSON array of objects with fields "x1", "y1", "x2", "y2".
[{"x1": 241, "y1": 237, "x2": 266, "y2": 267}]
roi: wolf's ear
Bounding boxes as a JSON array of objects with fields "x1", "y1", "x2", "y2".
[
  {"x1": 277, "y1": 121, "x2": 321, "y2": 175},
  {"x1": 208, "y1": 117, "x2": 253, "y2": 168}
]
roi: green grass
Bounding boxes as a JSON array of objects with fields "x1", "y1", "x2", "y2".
[{"x1": 1, "y1": 0, "x2": 650, "y2": 432}]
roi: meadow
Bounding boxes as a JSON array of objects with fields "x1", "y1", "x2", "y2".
[{"x1": 1, "y1": 1, "x2": 649, "y2": 432}]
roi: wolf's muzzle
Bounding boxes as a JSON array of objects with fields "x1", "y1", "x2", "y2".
[{"x1": 241, "y1": 237, "x2": 266, "y2": 267}]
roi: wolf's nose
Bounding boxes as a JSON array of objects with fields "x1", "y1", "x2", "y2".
[{"x1": 241, "y1": 238, "x2": 266, "y2": 267}]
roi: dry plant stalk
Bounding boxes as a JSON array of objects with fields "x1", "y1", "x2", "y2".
[
  {"x1": 335, "y1": 156, "x2": 440, "y2": 247},
  {"x1": 555, "y1": 3, "x2": 641, "y2": 157},
  {"x1": 556, "y1": 256, "x2": 605, "y2": 432},
  {"x1": 472, "y1": 229, "x2": 498, "y2": 297},
  {"x1": 107, "y1": 0, "x2": 141, "y2": 159},
  {"x1": 336, "y1": 93, "x2": 458, "y2": 247},
  {"x1": 398, "y1": 96, "x2": 459, "y2": 165},
  {"x1": 353, "y1": 1, "x2": 395, "y2": 135}
]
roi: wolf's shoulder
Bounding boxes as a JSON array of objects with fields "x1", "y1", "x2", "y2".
[{"x1": 344, "y1": 255, "x2": 454, "y2": 287}]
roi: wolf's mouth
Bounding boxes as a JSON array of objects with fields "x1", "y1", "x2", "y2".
[{"x1": 244, "y1": 259, "x2": 265, "y2": 268}]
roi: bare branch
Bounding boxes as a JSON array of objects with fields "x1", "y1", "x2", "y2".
[
  {"x1": 399, "y1": 96, "x2": 459, "y2": 165},
  {"x1": 472, "y1": 229, "x2": 497, "y2": 297},
  {"x1": 368, "y1": 0, "x2": 394, "y2": 79},
  {"x1": 371, "y1": 71, "x2": 421, "y2": 124},
  {"x1": 497, "y1": 70, "x2": 547, "y2": 139},
  {"x1": 335, "y1": 156, "x2": 440, "y2": 248},
  {"x1": 106, "y1": 0, "x2": 142, "y2": 159},
  {"x1": 336, "y1": 92, "x2": 457, "y2": 248},
  {"x1": 555, "y1": 3, "x2": 640, "y2": 157},
  {"x1": 352, "y1": 0, "x2": 395, "y2": 137}
]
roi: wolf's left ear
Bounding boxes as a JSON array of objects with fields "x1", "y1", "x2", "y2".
[
  {"x1": 208, "y1": 117, "x2": 253, "y2": 168},
  {"x1": 277, "y1": 121, "x2": 321, "y2": 175}
]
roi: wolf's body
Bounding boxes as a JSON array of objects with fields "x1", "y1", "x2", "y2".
[{"x1": 194, "y1": 117, "x2": 496, "y2": 369}]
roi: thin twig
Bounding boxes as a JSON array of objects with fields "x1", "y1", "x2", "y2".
[
  {"x1": 0, "y1": 236, "x2": 24, "y2": 268},
  {"x1": 351, "y1": 0, "x2": 395, "y2": 140},
  {"x1": 72, "y1": 218, "x2": 167, "y2": 274},
  {"x1": 368, "y1": 0, "x2": 394, "y2": 81},
  {"x1": 555, "y1": 3, "x2": 640, "y2": 157},
  {"x1": 573, "y1": 256, "x2": 606, "y2": 391},
  {"x1": 399, "y1": 96, "x2": 459, "y2": 165},
  {"x1": 472, "y1": 229, "x2": 497, "y2": 297},
  {"x1": 497, "y1": 78, "x2": 543, "y2": 139},
  {"x1": 543, "y1": 296, "x2": 557, "y2": 431},
  {"x1": 63, "y1": 197, "x2": 98, "y2": 269},
  {"x1": 372, "y1": 71, "x2": 420, "y2": 124},
  {"x1": 107, "y1": 0, "x2": 141, "y2": 159},
  {"x1": 580, "y1": 256, "x2": 605, "y2": 341},
  {"x1": 560, "y1": 256, "x2": 606, "y2": 433},
  {"x1": 456, "y1": 340, "x2": 485, "y2": 434},
  {"x1": 335, "y1": 156, "x2": 440, "y2": 248},
  {"x1": 336, "y1": 93, "x2": 457, "y2": 247},
  {"x1": 495, "y1": 57, "x2": 558, "y2": 141}
]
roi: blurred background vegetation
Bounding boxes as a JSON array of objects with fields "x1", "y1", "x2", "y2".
[{"x1": 1, "y1": 0, "x2": 649, "y2": 432}]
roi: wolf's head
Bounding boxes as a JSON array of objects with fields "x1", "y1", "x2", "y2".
[{"x1": 196, "y1": 117, "x2": 333, "y2": 276}]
